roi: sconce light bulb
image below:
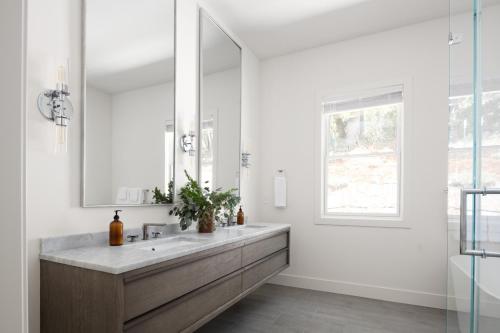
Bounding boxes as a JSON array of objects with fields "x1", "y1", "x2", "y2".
[
  {"x1": 54, "y1": 119, "x2": 68, "y2": 153},
  {"x1": 57, "y1": 65, "x2": 66, "y2": 85},
  {"x1": 56, "y1": 126, "x2": 66, "y2": 144}
]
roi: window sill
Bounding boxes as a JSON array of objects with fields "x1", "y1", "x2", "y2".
[{"x1": 315, "y1": 215, "x2": 411, "y2": 229}]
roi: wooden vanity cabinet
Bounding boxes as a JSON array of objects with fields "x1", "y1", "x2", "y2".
[{"x1": 41, "y1": 230, "x2": 289, "y2": 333}]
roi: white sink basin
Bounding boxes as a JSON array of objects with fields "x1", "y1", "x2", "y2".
[
  {"x1": 220, "y1": 224, "x2": 269, "y2": 235},
  {"x1": 240, "y1": 225, "x2": 267, "y2": 229},
  {"x1": 138, "y1": 237, "x2": 200, "y2": 252}
]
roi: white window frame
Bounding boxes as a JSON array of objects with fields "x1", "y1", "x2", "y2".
[
  {"x1": 200, "y1": 110, "x2": 219, "y2": 190},
  {"x1": 165, "y1": 120, "x2": 175, "y2": 191},
  {"x1": 314, "y1": 80, "x2": 410, "y2": 228}
]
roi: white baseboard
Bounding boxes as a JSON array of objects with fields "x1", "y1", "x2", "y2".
[{"x1": 269, "y1": 273, "x2": 447, "y2": 309}]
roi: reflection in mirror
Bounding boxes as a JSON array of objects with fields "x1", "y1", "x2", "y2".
[
  {"x1": 83, "y1": 0, "x2": 175, "y2": 207},
  {"x1": 199, "y1": 10, "x2": 242, "y2": 194}
]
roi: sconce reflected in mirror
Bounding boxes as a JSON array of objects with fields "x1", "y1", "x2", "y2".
[
  {"x1": 242, "y1": 152, "x2": 251, "y2": 168},
  {"x1": 180, "y1": 132, "x2": 196, "y2": 156},
  {"x1": 37, "y1": 65, "x2": 73, "y2": 153}
]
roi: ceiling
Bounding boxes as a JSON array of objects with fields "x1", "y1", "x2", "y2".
[
  {"x1": 201, "y1": 12, "x2": 241, "y2": 76},
  {"x1": 202, "y1": 0, "x2": 457, "y2": 59},
  {"x1": 87, "y1": 0, "x2": 499, "y2": 93}
]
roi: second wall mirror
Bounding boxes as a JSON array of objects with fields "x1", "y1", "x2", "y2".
[
  {"x1": 82, "y1": 0, "x2": 175, "y2": 207},
  {"x1": 199, "y1": 10, "x2": 242, "y2": 194}
]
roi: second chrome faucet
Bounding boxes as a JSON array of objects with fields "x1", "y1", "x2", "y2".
[{"x1": 143, "y1": 223, "x2": 167, "y2": 240}]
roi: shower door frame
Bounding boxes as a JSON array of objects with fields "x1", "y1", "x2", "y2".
[{"x1": 448, "y1": 0, "x2": 500, "y2": 332}]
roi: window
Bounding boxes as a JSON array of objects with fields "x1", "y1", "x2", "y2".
[
  {"x1": 321, "y1": 85, "x2": 403, "y2": 219},
  {"x1": 164, "y1": 122, "x2": 174, "y2": 190},
  {"x1": 200, "y1": 117, "x2": 216, "y2": 190}
]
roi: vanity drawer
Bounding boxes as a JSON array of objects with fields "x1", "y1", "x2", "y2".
[
  {"x1": 242, "y1": 249, "x2": 288, "y2": 290},
  {"x1": 124, "y1": 273, "x2": 242, "y2": 333},
  {"x1": 124, "y1": 249, "x2": 242, "y2": 321},
  {"x1": 242, "y1": 232, "x2": 288, "y2": 266}
]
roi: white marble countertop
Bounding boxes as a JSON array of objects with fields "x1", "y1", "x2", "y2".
[{"x1": 39, "y1": 223, "x2": 290, "y2": 274}]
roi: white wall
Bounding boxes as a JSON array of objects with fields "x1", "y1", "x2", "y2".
[
  {"x1": 261, "y1": 18, "x2": 450, "y2": 308},
  {"x1": 85, "y1": 86, "x2": 112, "y2": 204},
  {"x1": 0, "y1": 0, "x2": 27, "y2": 332},
  {"x1": 26, "y1": 0, "x2": 260, "y2": 332}
]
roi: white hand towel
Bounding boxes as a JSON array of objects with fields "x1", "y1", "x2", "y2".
[
  {"x1": 274, "y1": 173, "x2": 287, "y2": 208},
  {"x1": 127, "y1": 188, "x2": 144, "y2": 205},
  {"x1": 115, "y1": 187, "x2": 128, "y2": 204},
  {"x1": 115, "y1": 187, "x2": 144, "y2": 205}
]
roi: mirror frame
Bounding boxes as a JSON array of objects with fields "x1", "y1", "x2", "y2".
[
  {"x1": 197, "y1": 8, "x2": 243, "y2": 196},
  {"x1": 81, "y1": 0, "x2": 177, "y2": 208}
]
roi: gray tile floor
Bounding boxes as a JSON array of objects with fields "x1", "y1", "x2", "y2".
[{"x1": 196, "y1": 284, "x2": 448, "y2": 333}]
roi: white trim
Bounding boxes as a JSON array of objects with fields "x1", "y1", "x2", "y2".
[
  {"x1": 164, "y1": 120, "x2": 175, "y2": 189},
  {"x1": 270, "y1": 273, "x2": 446, "y2": 309},
  {"x1": 200, "y1": 110, "x2": 219, "y2": 189},
  {"x1": 21, "y1": 0, "x2": 28, "y2": 329},
  {"x1": 314, "y1": 78, "x2": 413, "y2": 228},
  {"x1": 0, "y1": 0, "x2": 28, "y2": 331},
  {"x1": 323, "y1": 85, "x2": 405, "y2": 104},
  {"x1": 315, "y1": 216, "x2": 410, "y2": 229}
]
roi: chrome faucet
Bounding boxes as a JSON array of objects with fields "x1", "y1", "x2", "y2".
[{"x1": 143, "y1": 223, "x2": 167, "y2": 240}]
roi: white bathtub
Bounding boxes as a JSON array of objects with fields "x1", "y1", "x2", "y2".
[{"x1": 448, "y1": 255, "x2": 500, "y2": 332}]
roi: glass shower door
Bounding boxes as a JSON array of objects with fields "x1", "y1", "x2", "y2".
[{"x1": 448, "y1": 0, "x2": 500, "y2": 332}]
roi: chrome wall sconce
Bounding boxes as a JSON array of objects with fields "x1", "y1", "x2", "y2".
[
  {"x1": 448, "y1": 32, "x2": 463, "y2": 46},
  {"x1": 242, "y1": 152, "x2": 251, "y2": 168},
  {"x1": 37, "y1": 66, "x2": 73, "y2": 153},
  {"x1": 180, "y1": 131, "x2": 196, "y2": 156}
]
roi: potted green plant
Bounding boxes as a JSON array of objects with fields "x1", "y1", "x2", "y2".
[{"x1": 169, "y1": 171, "x2": 240, "y2": 233}]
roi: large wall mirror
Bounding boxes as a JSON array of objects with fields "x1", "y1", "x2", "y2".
[
  {"x1": 199, "y1": 10, "x2": 242, "y2": 194},
  {"x1": 83, "y1": 0, "x2": 175, "y2": 207}
]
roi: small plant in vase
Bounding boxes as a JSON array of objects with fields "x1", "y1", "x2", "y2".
[
  {"x1": 222, "y1": 193, "x2": 240, "y2": 225},
  {"x1": 152, "y1": 180, "x2": 174, "y2": 204},
  {"x1": 169, "y1": 171, "x2": 240, "y2": 233}
]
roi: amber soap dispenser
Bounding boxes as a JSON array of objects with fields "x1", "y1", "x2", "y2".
[
  {"x1": 237, "y1": 206, "x2": 245, "y2": 225},
  {"x1": 109, "y1": 210, "x2": 124, "y2": 246}
]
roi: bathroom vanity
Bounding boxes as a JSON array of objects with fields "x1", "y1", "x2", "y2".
[{"x1": 40, "y1": 224, "x2": 290, "y2": 333}]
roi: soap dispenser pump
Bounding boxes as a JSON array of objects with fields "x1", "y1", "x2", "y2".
[{"x1": 109, "y1": 210, "x2": 124, "y2": 246}]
